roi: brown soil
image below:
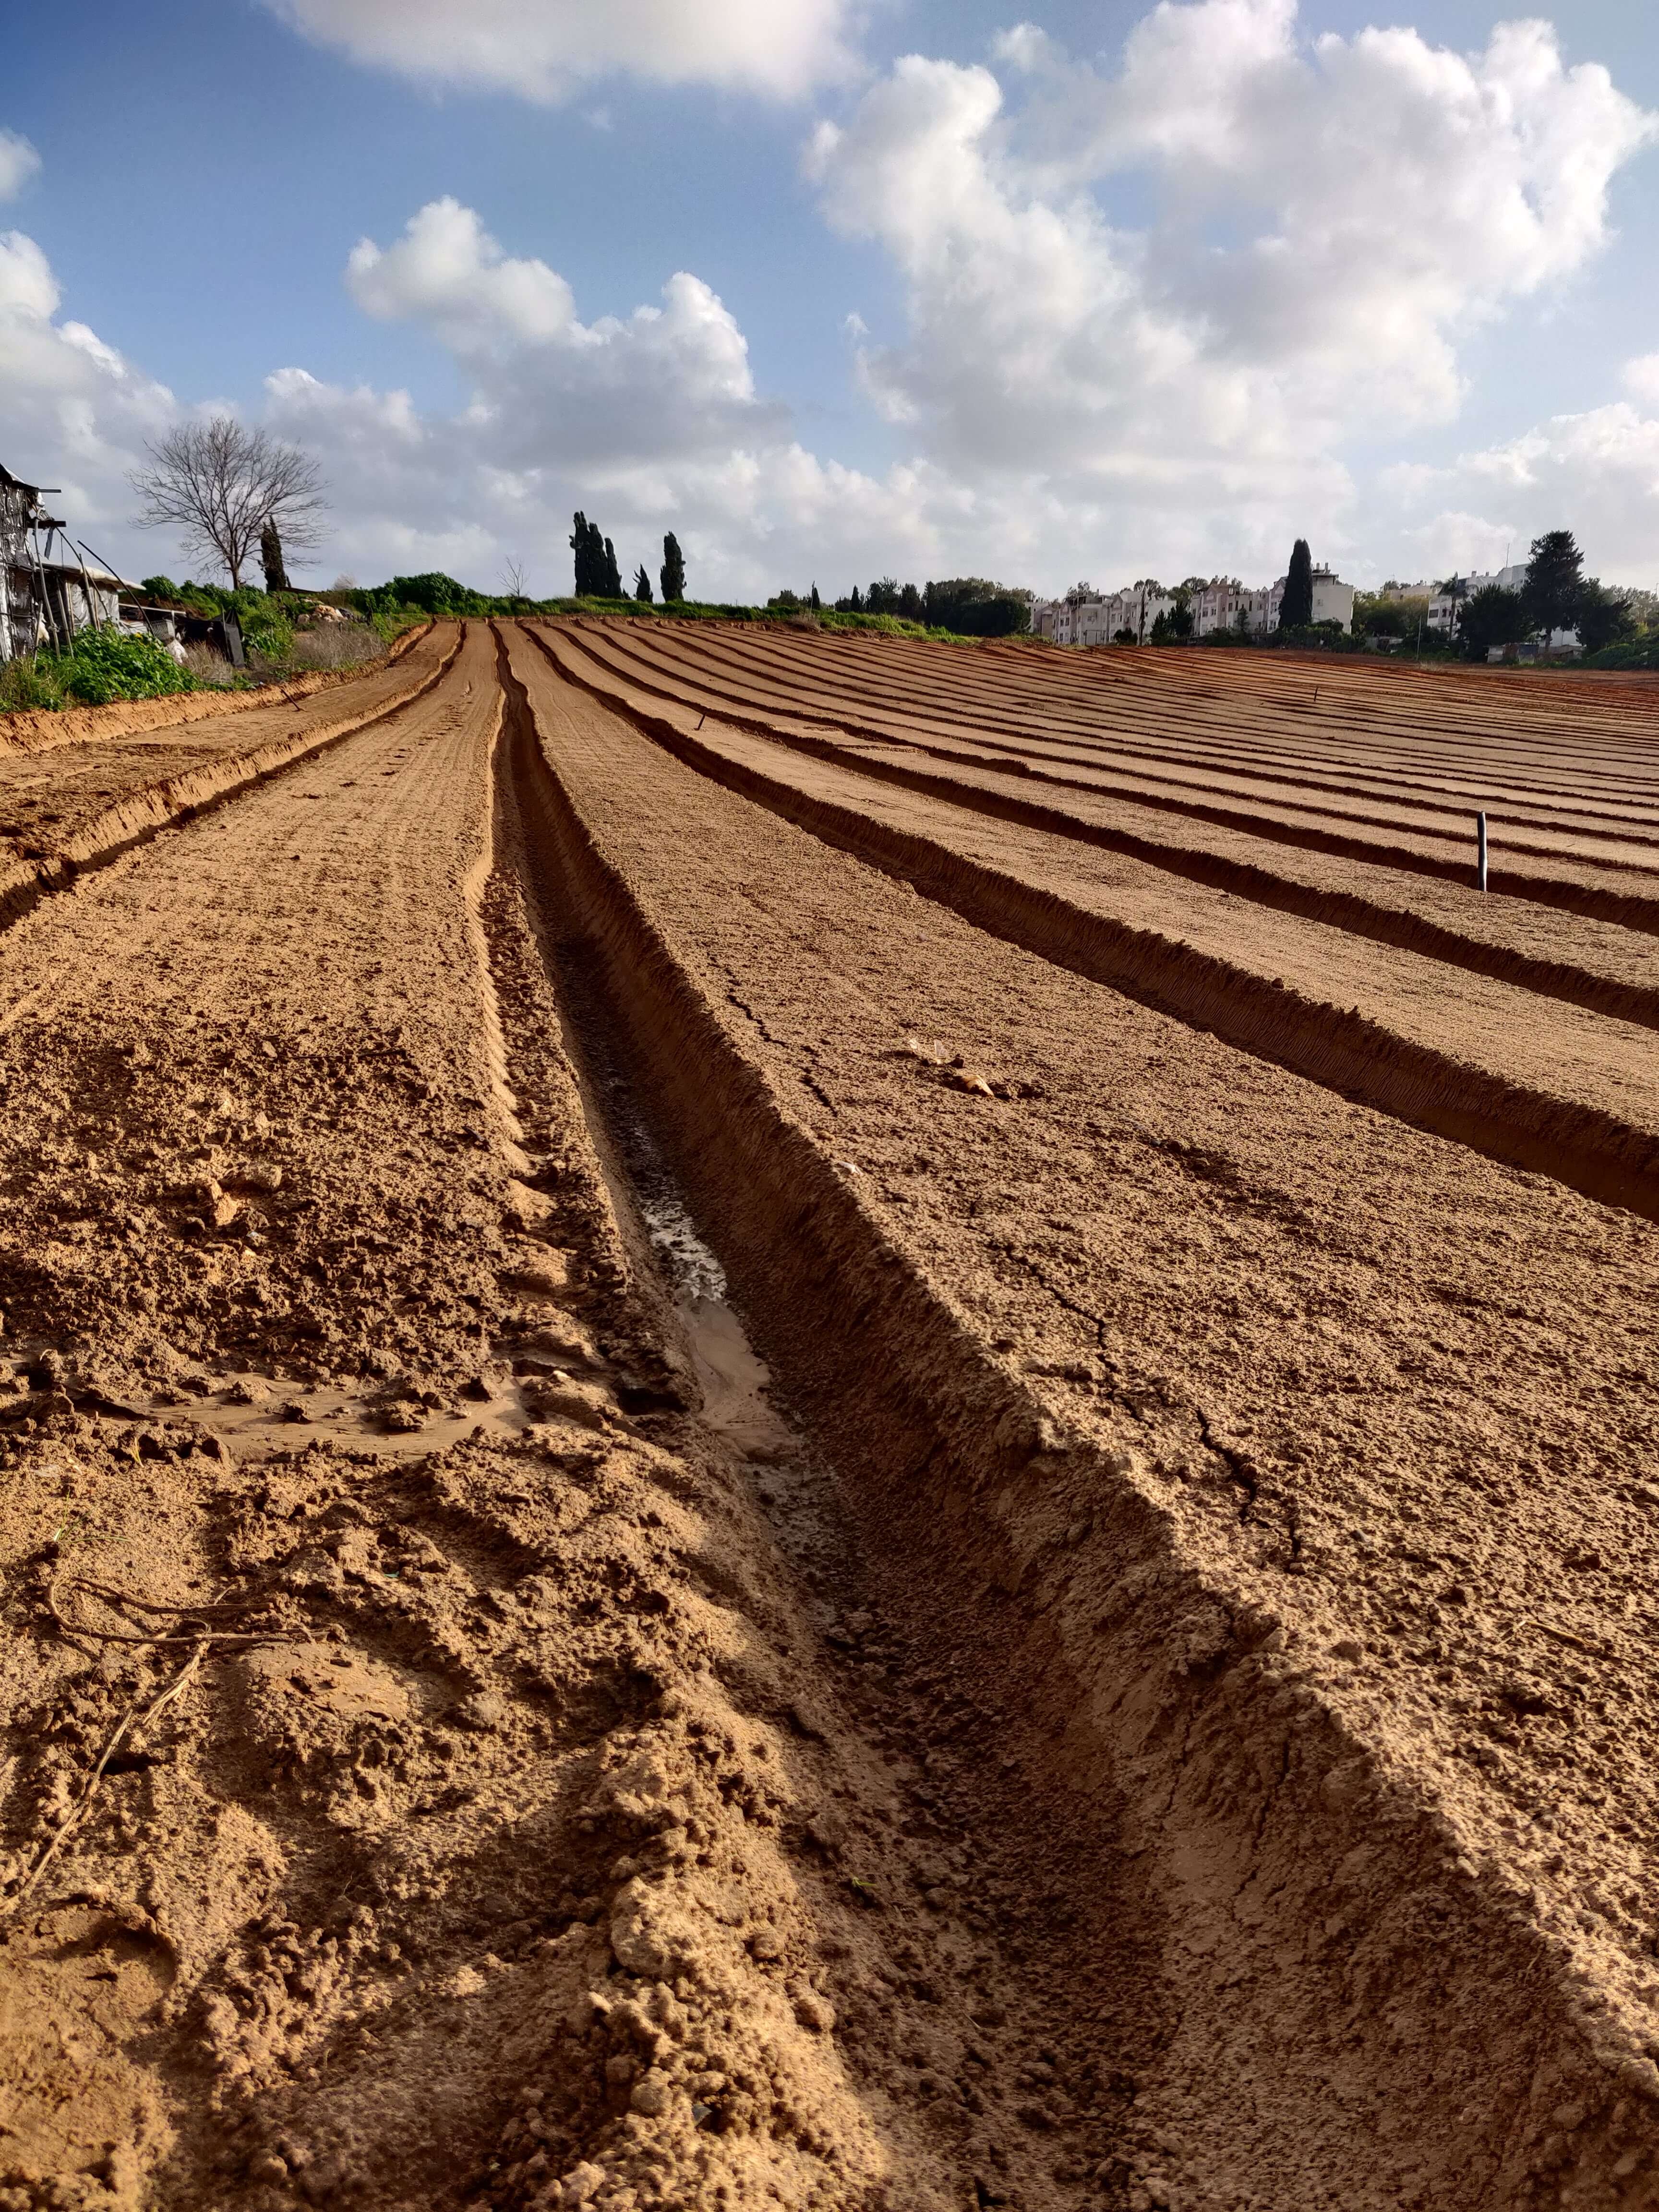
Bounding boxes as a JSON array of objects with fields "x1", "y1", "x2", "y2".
[
  {"x1": 558, "y1": 618, "x2": 1659, "y2": 931},
  {"x1": 0, "y1": 628, "x2": 458, "y2": 933},
  {"x1": 0, "y1": 619, "x2": 1653, "y2": 2212},
  {"x1": 533, "y1": 625, "x2": 1659, "y2": 1219}
]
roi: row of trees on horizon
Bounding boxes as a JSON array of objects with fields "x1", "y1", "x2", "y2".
[
  {"x1": 1432, "y1": 531, "x2": 1635, "y2": 659},
  {"x1": 1059, "y1": 531, "x2": 1642, "y2": 658}
]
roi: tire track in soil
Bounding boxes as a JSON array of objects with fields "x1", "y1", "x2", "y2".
[
  {"x1": 498, "y1": 622, "x2": 1659, "y2": 2212},
  {"x1": 529, "y1": 625, "x2": 1659, "y2": 1224}
]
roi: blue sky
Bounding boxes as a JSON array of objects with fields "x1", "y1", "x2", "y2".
[{"x1": 4, "y1": 0, "x2": 1658, "y2": 599}]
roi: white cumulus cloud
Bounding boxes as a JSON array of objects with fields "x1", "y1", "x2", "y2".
[
  {"x1": 0, "y1": 227, "x2": 176, "y2": 560},
  {"x1": 806, "y1": 0, "x2": 1656, "y2": 572},
  {"x1": 1383, "y1": 404, "x2": 1659, "y2": 585},
  {"x1": 264, "y1": 0, "x2": 862, "y2": 102},
  {"x1": 7, "y1": 4, "x2": 1658, "y2": 602},
  {"x1": 0, "y1": 131, "x2": 40, "y2": 202},
  {"x1": 342, "y1": 198, "x2": 777, "y2": 477}
]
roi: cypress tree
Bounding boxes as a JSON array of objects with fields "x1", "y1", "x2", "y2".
[
  {"x1": 1279, "y1": 539, "x2": 1314, "y2": 629},
  {"x1": 660, "y1": 532, "x2": 687, "y2": 603},
  {"x1": 570, "y1": 512, "x2": 603, "y2": 597},
  {"x1": 602, "y1": 538, "x2": 623, "y2": 599},
  {"x1": 260, "y1": 519, "x2": 290, "y2": 594},
  {"x1": 809, "y1": 583, "x2": 821, "y2": 611},
  {"x1": 634, "y1": 565, "x2": 653, "y2": 603}
]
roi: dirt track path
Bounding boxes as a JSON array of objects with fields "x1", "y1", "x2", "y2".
[{"x1": 503, "y1": 622, "x2": 1659, "y2": 2212}]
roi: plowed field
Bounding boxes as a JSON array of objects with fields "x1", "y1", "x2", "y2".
[{"x1": 0, "y1": 619, "x2": 1655, "y2": 2212}]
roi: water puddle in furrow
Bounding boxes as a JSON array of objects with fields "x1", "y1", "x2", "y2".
[
  {"x1": 541, "y1": 927, "x2": 795, "y2": 1470},
  {"x1": 634, "y1": 1172, "x2": 796, "y2": 1468}
]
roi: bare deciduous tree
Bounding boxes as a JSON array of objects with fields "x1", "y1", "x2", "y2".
[
  {"x1": 130, "y1": 417, "x2": 327, "y2": 589},
  {"x1": 500, "y1": 555, "x2": 529, "y2": 600}
]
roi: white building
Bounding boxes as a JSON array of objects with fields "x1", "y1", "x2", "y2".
[
  {"x1": 1428, "y1": 564, "x2": 1526, "y2": 638},
  {"x1": 1033, "y1": 583, "x2": 1175, "y2": 646},
  {"x1": 1193, "y1": 580, "x2": 1249, "y2": 637},
  {"x1": 1033, "y1": 561, "x2": 1352, "y2": 647},
  {"x1": 1195, "y1": 578, "x2": 1285, "y2": 636},
  {"x1": 1309, "y1": 565, "x2": 1355, "y2": 630}
]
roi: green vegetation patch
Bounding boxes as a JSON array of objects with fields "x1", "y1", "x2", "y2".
[{"x1": 0, "y1": 627, "x2": 201, "y2": 715}]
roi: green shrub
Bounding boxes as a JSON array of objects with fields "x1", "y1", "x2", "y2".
[
  {"x1": 56, "y1": 626, "x2": 200, "y2": 705},
  {"x1": 240, "y1": 605, "x2": 295, "y2": 660},
  {"x1": 368, "y1": 603, "x2": 429, "y2": 646},
  {"x1": 0, "y1": 626, "x2": 199, "y2": 714},
  {"x1": 1583, "y1": 636, "x2": 1659, "y2": 670}
]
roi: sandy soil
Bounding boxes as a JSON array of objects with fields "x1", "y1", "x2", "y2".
[
  {"x1": 531, "y1": 625, "x2": 1659, "y2": 1221},
  {"x1": 0, "y1": 627, "x2": 459, "y2": 935},
  {"x1": 562, "y1": 620, "x2": 1659, "y2": 929},
  {"x1": 503, "y1": 622, "x2": 1659, "y2": 2210},
  {"x1": 0, "y1": 619, "x2": 1653, "y2": 2212}
]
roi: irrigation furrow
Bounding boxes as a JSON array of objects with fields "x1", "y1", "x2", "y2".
[
  {"x1": 554, "y1": 622, "x2": 1659, "y2": 926},
  {"x1": 500, "y1": 621, "x2": 1659, "y2": 2212}
]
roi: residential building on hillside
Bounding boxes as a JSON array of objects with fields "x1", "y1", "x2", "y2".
[
  {"x1": 1033, "y1": 583, "x2": 1175, "y2": 645},
  {"x1": 1309, "y1": 565, "x2": 1355, "y2": 629},
  {"x1": 1193, "y1": 579, "x2": 1248, "y2": 636},
  {"x1": 1033, "y1": 561, "x2": 1351, "y2": 646}
]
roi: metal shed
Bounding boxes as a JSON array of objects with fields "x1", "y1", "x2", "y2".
[{"x1": 0, "y1": 463, "x2": 132, "y2": 662}]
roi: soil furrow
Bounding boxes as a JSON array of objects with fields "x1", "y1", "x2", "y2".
[
  {"x1": 0, "y1": 625, "x2": 1135, "y2": 2212},
  {"x1": 602, "y1": 622, "x2": 1659, "y2": 840},
  {"x1": 0, "y1": 622, "x2": 434, "y2": 760},
  {"x1": 542, "y1": 623, "x2": 1659, "y2": 1026},
  {"x1": 606, "y1": 618, "x2": 1659, "y2": 819},
  {"x1": 551, "y1": 623, "x2": 1659, "y2": 931},
  {"x1": 500, "y1": 623, "x2": 1659, "y2": 2212},
  {"x1": 521, "y1": 625, "x2": 1659, "y2": 1223},
  {"x1": 0, "y1": 623, "x2": 463, "y2": 939}
]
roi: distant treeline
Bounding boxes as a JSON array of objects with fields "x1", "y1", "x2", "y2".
[
  {"x1": 328, "y1": 568, "x2": 1037, "y2": 645},
  {"x1": 806, "y1": 577, "x2": 1031, "y2": 637}
]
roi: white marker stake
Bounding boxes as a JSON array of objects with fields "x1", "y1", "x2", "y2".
[{"x1": 1477, "y1": 810, "x2": 1489, "y2": 893}]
